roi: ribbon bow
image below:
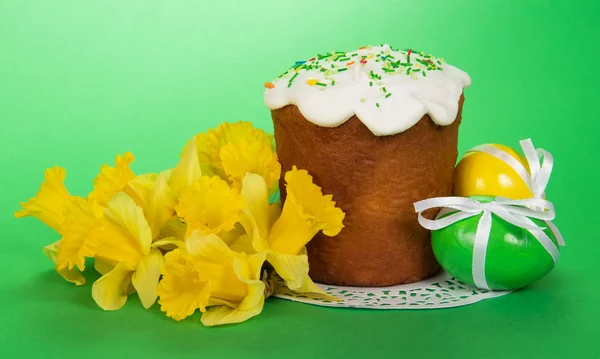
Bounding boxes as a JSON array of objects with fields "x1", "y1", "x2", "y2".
[
  {"x1": 414, "y1": 197, "x2": 561, "y2": 290},
  {"x1": 469, "y1": 138, "x2": 564, "y2": 245}
]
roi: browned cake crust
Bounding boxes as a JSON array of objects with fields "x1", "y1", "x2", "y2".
[{"x1": 272, "y1": 95, "x2": 464, "y2": 287}]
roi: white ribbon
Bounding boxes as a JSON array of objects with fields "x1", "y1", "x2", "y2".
[
  {"x1": 414, "y1": 197, "x2": 560, "y2": 290},
  {"x1": 469, "y1": 139, "x2": 565, "y2": 247}
]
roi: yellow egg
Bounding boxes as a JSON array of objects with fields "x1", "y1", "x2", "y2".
[{"x1": 454, "y1": 144, "x2": 534, "y2": 199}]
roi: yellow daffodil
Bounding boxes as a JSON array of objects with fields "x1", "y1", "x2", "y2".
[
  {"x1": 88, "y1": 152, "x2": 138, "y2": 207},
  {"x1": 38, "y1": 190, "x2": 163, "y2": 310},
  {"x1": 175, "y1": 176, "x2": 245, "y2": 238},
  {"x1": 91, "y1": 192, "x2": 165, "y2": 310},
  {"x1": 187, "y1": 121, "x2": 280, "y2": 194},
  {"x1": 16, "y1": 163, "x2": 166, "y2": 308},
  {"x1": 169, "y1": 135, "x2": 202, "y2": 196},
  {"x1": 157, "y1": 231, "x2": 266, "y2": 326},
  {"x1": 15, "y1": 166, "x2": 79, "y2": 231},
  {"x1": 236, "y1": 168, "x2": 345, "y2": 296},
  {"x1": 52, "y1": 165, "x2": 175, "y2": 285},
  {"x1": 15, "y1": 167, "x2": 99, "y2": 285},
  {"x1": 268, "y1": 167, "x2": 345, "y2": 254}
]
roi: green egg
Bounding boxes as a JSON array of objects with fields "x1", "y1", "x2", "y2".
[{"x1": 431, "y1": 196, "x2": 560, "y2": 290}]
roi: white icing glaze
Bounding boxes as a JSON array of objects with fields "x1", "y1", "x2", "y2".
[{"x1": 264, "y1": 44, "x2": 471, "y2": 136}]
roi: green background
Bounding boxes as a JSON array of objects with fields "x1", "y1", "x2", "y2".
[{"x1": 1, "y1": 0, "x2": 598, "y2": 358}]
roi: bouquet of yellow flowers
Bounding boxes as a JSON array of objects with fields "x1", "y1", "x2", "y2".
[{"x1": 15, "y1": 121, "x2": 345, "y2": 326}]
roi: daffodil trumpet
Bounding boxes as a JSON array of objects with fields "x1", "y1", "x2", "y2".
[
  {"x1": 236, "y1": 167, "x2": 345, "y2": 297},
  {"x1": 188, "y1": 121, "x2": 281, "y2": 195},
  {"x1": 157, "y1": 230, "x2": 267, "y2": 326}
]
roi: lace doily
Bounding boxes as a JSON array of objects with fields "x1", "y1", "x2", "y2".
[{"x1": 274, "y1": 270, "x2": 511, "y2": 309}]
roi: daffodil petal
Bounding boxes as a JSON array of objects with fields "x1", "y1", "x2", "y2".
[
  {"x1": 88, "y1": 153, "x2": 136, "y2": 207},
  {"x1": 266, "y1": 251, "x2": 309, "y2": 291},
  {"x1": 247, "y1": 252, "x2": 268, "y2": 279},
  {"x1": 42, "y1": 240, "x2": 60, "y2": 264},
  {"x1": 15, "y1": 167, "x2": 75, "y2": 231},
  {"x1": 170, "y1": 135, "x2": 202, "y2": 196},
  {"x1": 219, "y1": 223, "x2": 246, "y2": 246},
  {"x1": 92, "y1": 261, "x2": 136, "y2": 311},
  {"x1": 288, "y1": 248, "x2": 337, "y2": 301},
  {"x1": 132, "y1": 248, "x2": 164, "y2": 309},
  {"x1": 201, "y1": 254, "x2": 266, "y2": 326},
  {"x1": 229, "y1": 234, "x2": 255, "y2": 254},
  {"x1": 151, "y1": 237, "x2": 184, "y2": 250},
  {"x1": 240, "y1": 173, "x2": 270, "y2": 238},
  {"x1": 233, "y1": 213, "x2": 270, "y2": 253},
  {"x1": 147, "y1": 171, "x2": 177, "y2": 239},
  {"x1": 95, "y1": 198, "x2": 151, "y2": 267},
  {"x1": 127, "y1": 172, "x2": 159, "y2": 209},
  {"x1": 200, "y1": 297, "x2": 264, "y2": 326},
  {"x1": 185, "y1": 231, "x2": 254, "y2": 303},
  {"x1": 192, "y1": 132, "x2": 218, "y2": 178},
  {"x1": 159, "y1": 217, "x2": 187, "y2": 241},
  {"x1": 43, "y1": 241, "x2": 86, "y2": 285},
  {"x1": 185, "y1": 231, "x2": 233, "y2": 261},
  {"x1": 104, "y1": 192, "x2": 153, "y2": 255},
  {"x1": 94, "y1": 258, "x2": 116, "y2": 276},
  {"x1": 294, "y1": 274, "x2": 339, "y2": 301},
  {"x1": 236, "y1": 280, "x2": 265, "y2": 313},
  {"x1": 56, "y1": 266, "x2": 87, "y2": 286},
  {"x1": 236, "y1": 178, "x2": 270, "y2": 253}
]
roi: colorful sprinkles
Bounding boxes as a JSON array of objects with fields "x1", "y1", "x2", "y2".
[{"x1": 270, "y1": 44, "x2": 445, "y2": 108}]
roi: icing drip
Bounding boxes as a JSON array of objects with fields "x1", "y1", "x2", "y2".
[{"x1": 263, "y1": 44, "x2": 471, "y2": 136}]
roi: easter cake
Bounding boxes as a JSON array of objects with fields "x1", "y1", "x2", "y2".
[{"x1": 264, "y1": 44, "x2": 471, "y2": 286}]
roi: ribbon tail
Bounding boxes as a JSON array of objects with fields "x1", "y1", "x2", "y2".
[
  {"x1": 533, "y1": 148, "x2": 553, "y2": 199},
  {"x1": 417, "y1": 211, "x2": 474, "y2": 231},
  {"x1": 472, "y1": 211, "x2": 493, "y2": 290},
  {"x1": 520, "y1": 139, "x2": 554, "y2": 199},
  {"x1": 545, "y1": 220, "x2": 565, "y2": 247},
  {"x1": 520, "y1": 139, "x2": 541, "y2": 175}
]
